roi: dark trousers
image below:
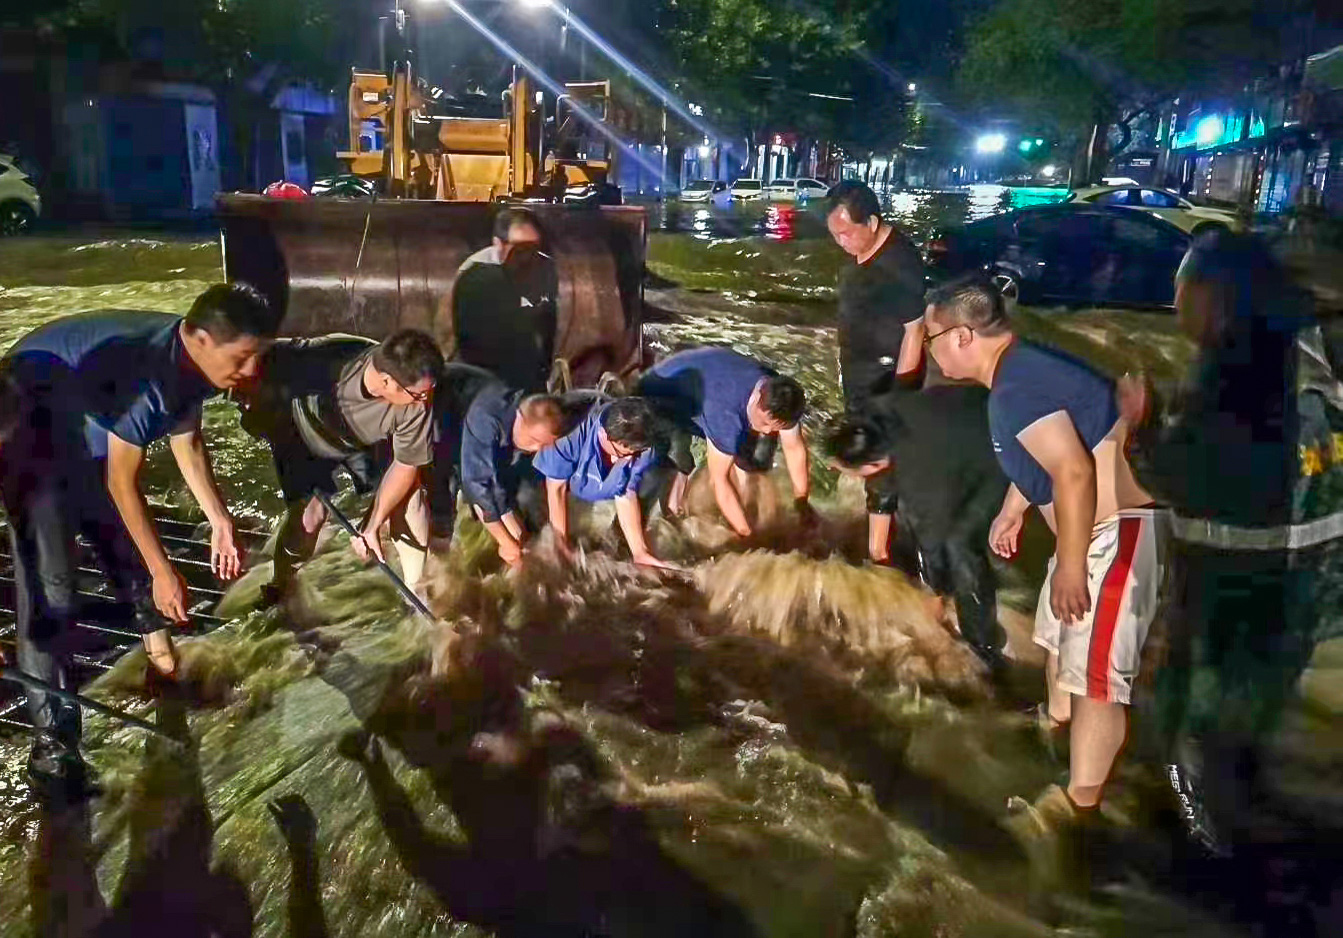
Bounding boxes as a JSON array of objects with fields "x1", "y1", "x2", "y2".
[
  {"x1": 3, "y1": 456, "x2": 161, "y2": 751},
  {"x1": 905, "y1": 481, "x2": 1005, "y2": 662},
  {"x1": 1153, "y1": 541, "x2": 1323, "y2": 837},
  {"x1": 918, "y1": 534, "x2": 1002, "y2": 659}
]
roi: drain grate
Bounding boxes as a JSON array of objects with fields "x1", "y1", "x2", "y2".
[{"x1": 0, "y1": 516, "x2": 270, "y2": 733}]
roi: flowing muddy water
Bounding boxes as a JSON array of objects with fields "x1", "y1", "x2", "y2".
[{"x1": 0, "y1": 196, "x2": 1338, "y2": 937}]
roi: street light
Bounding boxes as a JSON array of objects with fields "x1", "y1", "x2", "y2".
[
  {"x1": 1042, "y1": 164, "x2": 1057, "y2": 177},
  {"x1": 907, "y1": 82, "x2": 917, "y2": 93},
  {"x1": 975, "y1": 133, "x2": 1006, "y2": 154}
]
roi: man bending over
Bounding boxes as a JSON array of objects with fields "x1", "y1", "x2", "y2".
[
  {"x1": 243, "y1": 329, "x2": 442, "y2": 596},
  {"x1": 429, "y1": 362, "x2": 565, "y2": 567},
  {"x1": 636, "y1": 346, "x2": 810, "y2": 537},
  {"x1": 924, "y1": 275, "x2": 1161, "y2": 830}
]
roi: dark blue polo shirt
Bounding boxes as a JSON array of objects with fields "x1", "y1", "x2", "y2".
[
  {"x1": 533, "y1": 402, "x2": 656, "y2": 502},
  {"x1": 988, "y1": 341, "x2": 1118, "y2": 506},
  {"x1": 637, "y1": 347, "x2": 771, "y2": 456},
  {"x1": 3, "y1": 311, "x2": 214, "y2": 461},
  {"x1": 456, "y1": 379, "x2": 526, "y2": 523}
]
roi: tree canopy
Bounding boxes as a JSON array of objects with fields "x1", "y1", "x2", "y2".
[{"x1": 956, "y1": 0, "x2": 1324, "y2": 150}]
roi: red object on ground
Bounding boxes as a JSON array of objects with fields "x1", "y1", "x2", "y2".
[{"x1": 263, "y1": 181, "x2": 310, "y2": 200}]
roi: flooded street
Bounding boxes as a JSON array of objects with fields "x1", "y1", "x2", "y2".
[{"x1": 0, "y1": 190, "x2": 1340, "y2": 937}]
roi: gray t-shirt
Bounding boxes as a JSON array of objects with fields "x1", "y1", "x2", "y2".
[{"x1": 288, "y1": 344, "x2": 434, "y2": 467}]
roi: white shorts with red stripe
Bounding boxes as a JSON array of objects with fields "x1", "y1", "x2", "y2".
[{"x1": 1034, "y1": 508, "x2": 1168, "y2": 705}]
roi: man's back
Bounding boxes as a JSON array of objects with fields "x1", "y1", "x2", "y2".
[
  {"x1": 4, "y1": 310, "x2": 210, "y2": 460},
  {"x1": 867, "y1": 385, "x2": 1005, "y2": 537}
]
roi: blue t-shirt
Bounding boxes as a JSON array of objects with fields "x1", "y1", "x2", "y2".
[
  {"x1": 637, "y1": 347, "x2": 770, "y2": 455},
  {"x1": 3, "y1": 311, "x2": 215, "y2": 460},
  {"x1": 988, "y1": 341, "x2": 1119, "y2": 506},
  {"x1": 457, "y1": 380, "x2": 524, "y2": 523},
  {"x1": 534, "y1": 402, "x2": 656, "y2": 502}
]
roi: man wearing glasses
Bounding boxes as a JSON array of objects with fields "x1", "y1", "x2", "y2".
[
  {"x1": 923, "y1": 274, "x2": 1160, "y2": 856},
  {"x1": 534, "y1": 396, "x2": 679, "y2": 570},
  {"x1": 241, "y1": 329, "x2": 443, "y2": 598}
]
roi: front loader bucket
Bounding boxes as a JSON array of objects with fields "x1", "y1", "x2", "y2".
[{"x1": 216, "y1": 195, "x2": 645, "y2": 387}]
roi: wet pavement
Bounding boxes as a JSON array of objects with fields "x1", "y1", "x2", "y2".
[{"x1": 0, "y1": 189, "x2": 1339, "y2": 937}]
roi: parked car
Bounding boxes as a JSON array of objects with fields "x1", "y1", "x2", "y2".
[
  {"x1": 1067, "y1": 185, "x2": 1241, "y2": 234},
  {"x1": 0, "y1": 154, "x2": 40, "y2": 235},
  {"x1": 730, "y1": 178, "x2": 766, "y2": 201},
  {"x1": 766, "y1": 177, "x2": 829, "y2": 202},
  {"x1": 680, "y1": 179, "x2": 729, "y2": 205},
  {"x1": 925, "y1": 203, "x2": 1190, "y2": 308}
]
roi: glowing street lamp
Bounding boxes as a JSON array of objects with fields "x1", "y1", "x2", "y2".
[
  {"x1": 1042, "y1": 164, "x2": 1057, "y2": 177},
  {"x1": 975, "y1": 133, "x2": 1007, "y2": 155}
]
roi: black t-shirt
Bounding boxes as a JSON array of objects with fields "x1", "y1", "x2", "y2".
[
  {"x1": 862, "y1": 384, "x2": 1007, "y2": 542},
  {"x1": 836, "y1": 228, "x2": 926, "y2": 409},
  {"x1": 453, "y1": 247, "x2": 558, "y2": 393}
]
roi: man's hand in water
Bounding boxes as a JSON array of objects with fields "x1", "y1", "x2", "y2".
[
  {"x1": 795, "y1": 498, "x2": 820, "y2": 530},
  {"x1": 497, "y1": 537, "x2": 523, "y2": 568},
  {"x1": 667, "y1": 472, "x2": 690, "y2": 517},
  {"x1": 352, "y1": 527, "x2": 385, "y2": 564}
]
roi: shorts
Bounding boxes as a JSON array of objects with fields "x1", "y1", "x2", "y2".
[{"x1": 1035, "y1": 508, "x2": 1168, "y2": 705}]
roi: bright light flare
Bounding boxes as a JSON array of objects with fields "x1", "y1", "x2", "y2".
[
  {"x1": 975, "y1": 133, "x2": 1006, "y2": 154},
  {"x1": 1042, "y1": 164, "x2": 1057, "y2": 177},
  {"x1": 441, "y1": 0, "x2": 664, "y2": 183},
  {"x1": 516, "y1": 0, "x2": 552, "y2": 9},
  {"x1": 1195, "y1": 115, "x2": 1224, "y2": 145}
]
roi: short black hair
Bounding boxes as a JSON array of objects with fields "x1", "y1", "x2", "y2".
[
  {"x1": 826, "y1": 180, "x2": 881, "y2": 226},
  {"x1": 494, "y1": 207, "x2": 543, "y2": 244},
  {"x1": 926, "y1": 273, "x2": 1010, "y2": 335},
  {"x1": 372, "y1": 329, "x2": 443, "y2": 388},
  {"x1": 600, "y1": 397, "x2": 660, "y2": 451},
  {"x1": 823, "y1": 416, "x2": 889, "y2": 468},
  {"x1": 184, "y1": 282, "x2": 277, "y2": 341},
  {"x1": 760, "y1": 375, "x2": 805, "y2": 427}
]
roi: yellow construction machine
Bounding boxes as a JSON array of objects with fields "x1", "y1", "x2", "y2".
[{"x1": 216, "y1": 38, "x2": 645, "y2": 387}]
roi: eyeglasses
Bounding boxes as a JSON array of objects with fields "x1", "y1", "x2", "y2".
[
  {"x1": 393, "y1": 379, "x2": 433, "y2": 404},
  {"x1": 923, "y1": 324, "x2": 973, "y2": 349}
]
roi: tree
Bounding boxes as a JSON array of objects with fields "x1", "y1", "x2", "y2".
[
  {"x1": 658, "y1": 0, "x2": 868, "y2": 174},
  {"x1": 956, "y1": 0, "x2": 1322, "y2": 182}
]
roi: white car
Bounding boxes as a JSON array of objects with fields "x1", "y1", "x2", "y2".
[
  {"x1": 766, "y1": 177, "x2": 829, "y2": 202},
  {"x1": 680, "y1": 179, "x2": 729, "y2": 205},
  {"x1": 729, "y1": 178, "x2": 766, "y2": 201},
  {"x1": 1067, "y1": 185, "x2": 1241, "y2": 235},
  {"x1": 0, "y1": 154, "x2": 40, "y2": 235}
]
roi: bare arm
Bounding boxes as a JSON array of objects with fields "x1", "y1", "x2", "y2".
[
  {"x1": 475, "y1": 507, "x2": 526, "y2": 567},
  {"x1": 1019, "y1": 411, "x2": 1097, "y2": 624},
  {"x1": 706, "y1": 443, "x2": 752, "y2": 537},
  {"x1": 168, "y1": 422, "x2": 241, "y2": 580},
  {"x1": 546, "y1": 478, "x2": 571, "y2": 547},
  {"x1": 896, "y1": 318, "x2": 926, "y2": 377},
  {"x1": 989, "y1": 483, "x2": 1031, "y2": 559},
  {"x1": 615, "y1": 493, "x2": 677, "y2": 569},
  {"x1": 106, "y1": 433, "x2": 188, "y2": 623},
  {"x1": 779, "y1": 426, "x2": 810, "y2": 502},
  {"x1": 360, "y1": 461, "x2": 421, "y2": 562}
]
